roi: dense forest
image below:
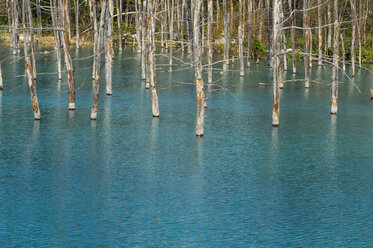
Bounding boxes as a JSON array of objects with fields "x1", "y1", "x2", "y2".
[{"x1": 0, "y1": 0, "x2": 372, "y2": 135}]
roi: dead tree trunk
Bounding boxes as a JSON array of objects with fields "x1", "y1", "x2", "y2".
[
  {"x1": 238, "y1": 0, "x2": 244, "y2": 76},
  {"x1": 181, "y1": 0, "x2": 185, "y2": 52},
  {"x1": 169, "y1": 0, "x2": 174, "y2": 68},
  {"x1": 341, "y1": 34, "x2": 345, "y2": 71},
  {"x1": 141, "y1": 0, "x2": 146, "y2": 80},
  {"x1": 135, "y1": 0, "x2": 142, "y2": 53},
  {"x1": 317, "y1": 0, "x2": 322, "y2": 65},
  {"x1": 247, "y1": 0, "x2": 252, "y2": 67},
  {"x1": 350, "y1": 0, "x2": 357, "y2": 77},
  {"x1": 75, "y1": 0, "x2": 80, "y2": 48},
  {"x1": 50, "y1": 0, "x2": 62, "y2": 80},
  {"x1": 62, "y1": 0, "x2": 76, "y2": 110},
  {"x1": 267, "y1": 0, "x2": 272, "y2": 67},
  {"x1": 193, "y1": 0, "x2": 205, "y2": 136},
  {"x1": 207, "y1": 0, "x2": 213, "y2": 84},
  {"x1": 327, "y1": 2, "x2": 331, "y2": 49},
  {"x1": 331, "y1": 0, "x2": 339, "y2": 115},
  {"x1": 147, "y1": 0, "x2": 159, "y2": 117},
  {"x1": 26, "y1": 0, "x2": 37, "y2": 79},
  {"x1": 116, "y1": 0, "x2": 123, "y2": 51},
  {"x1": 272, "y1": 0, "x2": 282, "y2": 126},
  {"x1": 303, "y1": 0, "x2": 310, "y2": 88},
  {"x1": 91, "y1": 0, "x2": 108, "y2": 120},
  {"x1": 105, "y1": 0, "x2": 114, "y2": 95},
  {"x1": 281, "y1": 0, "x2": 287, "y2": 72},
  {"x1": 90, "y1": 0, "x2": 98, "y2": 79},
  {"x1": 23, "y1": 0, "x2": 41, "y2": 120},
  {"x1": 223, "y1": 0, "x2": 228, "y2": 71}
]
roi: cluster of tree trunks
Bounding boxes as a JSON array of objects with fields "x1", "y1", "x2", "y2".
[{"x1": 3, "y1": 0, "x2": 372, "y2": 134}]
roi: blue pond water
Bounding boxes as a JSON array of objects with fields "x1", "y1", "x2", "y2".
[{"x1": 1, "y1": 44, "x2": 373, "y2": 247}]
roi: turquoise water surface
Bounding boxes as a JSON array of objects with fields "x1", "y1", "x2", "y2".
[{"x1": 1, "y1": 45, "x2": 373, "y2": 247}]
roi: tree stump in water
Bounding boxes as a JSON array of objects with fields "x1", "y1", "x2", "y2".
[{"x1": 370, "y1": 89, "x2": 373, "y2": 100}]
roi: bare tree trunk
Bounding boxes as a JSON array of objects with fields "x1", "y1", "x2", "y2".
[
  {"x1": 26, "y1": 0, "x2": 36, "y2": 79},
  {"x1": 91, "y1": 0, "x2": 108, "y2": 120},
  {"x1": 181, "y1": 0, "x2": 185, "y2": 52},
  {"x1": 135, "y1": 0, "x2": 142, "y2": 53},
  {"x1": 272, "y1": 0, "x2": 282, "y2": 126},
  {"x1": 267, "y1": 0, "x2": 272, "y2": 67},
  {"x1": 91, "y1": 0, "x2": 98, "y2": 79},
  {"x1": 7, "y1": 0, "x2": 13, "y2": 50},
  {"x1": 62, "y1": 0, "x2": 76, "y2": 110},
  {"x1": 147, "y1": 0, "x2": 159, "y2": 117},
  {"x1": 341, "y1": 34, "x2": 345, "y2": 71},
  {"x1": 169, "y1": 0, "x2": 174, "y2": 68},
  {"x1": 50, "y1": 0, "x2": 62, "y2": 80},
  {"x1": 350, "y1": 0, "x2": 357, "y2": 77},
  {"x1": 141, "y1": 0, "x2": 146, "y2": 80},
  {"x1": 193, "y1": 0, "x2": 205, "y2": 136},
  {"x1": 281, "y1": 0, "x2": 287, "y2": 71},
  {"x1": 327, "y1": 2, "x2": 331, "y2": 48},
  {"x1": 76, "y1": 0, "x2": 80, "y2": 48},
  {"x1": 23, "y1": 0, "x2": 41, "y2": 120},
  {"x1": 238, "y1": 0, "x2": 244, "y2": 76},
  {"x1": 247, "y1": 0, "x2": 252, "y2": 67},
  {"x1": 303, "y1": 0, "x2": 310, "y2": 88},
  {"x1": 223, "y1": 0, "x2": 228, "y2": 71},
  {"x1": 106, "y1": 0, "x2": 114, "y2": 95},
  {"x1": 116, "y1": 0, "x2": 123, "y2": 51},
  {"x1": 331, "y1": 0, "x2": 339, "y2": 115},
  {"x1": 317, "y1": 0, "x2": 322, "y2": 65},
  {"x1": 207, "y1": 0, "x2": 213, "y2": 84}
]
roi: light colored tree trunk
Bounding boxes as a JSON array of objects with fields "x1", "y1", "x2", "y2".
[
  {"x1": 247, "y1": 0, "x2": 252, "y2": 67},
  {"x1": 62, "y1": 0, "x2": 76, "y2": 110},
  {"x1": 106, "y1": 0, "x2": 114, "y2": 95},
  {"x1": 193, "y1": 0, "x2": 205, "y2": 136},
  {"x1": 223, "y1": 0, "x2": 228, "y2": 71},
  {"x1": 91, "y1": 0, "x2": 108, "y2": 120},
  {"x1": 135, "y1": 0, "x2": 142, "y2": 53},
  {"x1": 207, "y1": 0, "x2": 213, "y2": 84},
  {"x1": 141, "y1": 0, "x2": 146, "y2": 80},
  {"x1": 91, "y1": 0, "x2": 98, "y2": 79},
  {"x1": 341, "y1": 34, "x2": 345, "y2": 71},
  {"x1": 181, "y1": 0, "x2": 185, "y2": 52},
  {"x1": 23, "y1": 0, "x2": 41, "y2": 120},
  {"x1": 281, "y1": 0, "x2": 287, "y2": 71},
  {"x1": 116, "y1": 0, "x2": 123, "y2": 51},
  {"x1": 327, "y1": 2, "x2": 331, "y2": 48},
  {"x1": 50, "y1": 0, "x2": 62, "y2": 80},
  {"x1": 303, "y1": 0, "x2": 310, "y2": 88},
  {"x1": 76, "y1": 0, "x2": 80, "y2": 48},
  {"x1": 169, "y1": 0, "x2": 174, "y2": 68},
  {"x1": 272, "y1": 0, "x2": 282, "y2": 126},
  {"x1": 318, "y1": 0, "x2": 322, "y2": 65},
  {"x1": 331, "y1": 0, "x2": 339, "y2": 115},
  {"x1": 147, "y1": 0, "x2": 159, "y2": 117},
  {"x1": 350, "y1": 0, "x2": 358, "y2": 77},
  {"x1": 238, "y1": 0, "x2": 244, "y2": 76}
]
